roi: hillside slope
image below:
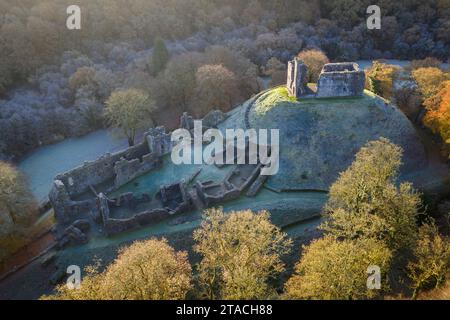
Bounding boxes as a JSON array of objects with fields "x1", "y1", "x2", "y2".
[{"x1": 221, "y1": 87, "x2": 430, "y2": 191}]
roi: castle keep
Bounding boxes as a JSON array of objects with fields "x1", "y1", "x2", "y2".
[{"x1": 287, "y1": 60, "x2": 365, "y2": 98}]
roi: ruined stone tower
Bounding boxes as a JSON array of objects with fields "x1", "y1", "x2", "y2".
[
  {"x1": 286, "y1": 58, "x2": 308, "y2": 98},
  {"x1": 286, "y1": 59, "x2": 365, "y2": 99},
  {"x1": 316, "y1": 62, "x2": 365, "y2": 98}
]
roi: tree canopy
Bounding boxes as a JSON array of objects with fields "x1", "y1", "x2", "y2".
[
  {"x1": 193, "y1": 208, "x2": 292, "y2": 300},
  {"x1": 42, "y1": 238, "x2": 192, "y2": 300},
  {"x1": 321, "y1": 138, "x2": 420, "y2": 251},
  {"x1": 297, "y1": 49, "x2": 329, "y2": 83},
  {"x1": 285, "y1": 236, "x2": 392, "y2": 300},
  {"x1": 105, "y1": 89, "x2": 157, "y2": 146}
]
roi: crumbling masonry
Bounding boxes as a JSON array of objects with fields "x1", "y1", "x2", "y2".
[
  {"x1": 49, "y1": 109, "x2": 269, "y2": 247},
  {"x1": 287, "y1": 60, "x2": 365, "y2": 98}
]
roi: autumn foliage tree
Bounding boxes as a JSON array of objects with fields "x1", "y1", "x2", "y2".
[
  {"x1": 423, "y1": 80, "x2": 450, "y2": 158},
  {"x1": 321, "y1": 138, "x2": 420, "y2": 252},
  {"x1": 105, "y1": 89, "x2": 157, "y2": 146},
  {"x1": 42, "y1": 238, "x2": 192, "y2": 300},
  {"x1": 285, "y1": 236, "x2": 392, "y2": 300},
  {"x1": 297, "y1": 49, "x2": 329, "y2": 83},
  {"x1": 192, "y1": 64, "x2": 239, "y2": 117},
  {"x1": 194, "y1": 208, "x2": 292, "y2": 300},
  {"x1": 0, "y1": 161, "x2": 37, "y2": 263},
  {"x1": 366, "y1": 61, "x2": 400, "y2": 99}
]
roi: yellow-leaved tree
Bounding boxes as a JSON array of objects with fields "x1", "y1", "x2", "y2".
[
  {"x1": 0, "y1": 161, "x2": 37, "y2": 263},
  {"x1": 285, "y1": 236, "x2": 392, "y2": 300},
  {"x1": 105, "y1": 88, "x2": 157, "y2": 146},
  {"x1": 321, "y1": 138, "x2": 420, "y2": 252},
  {"x1": 194, "y1": 208, "x2": 292, "y2": 300},
  {"x1": 407, "y1": 221, "x2": 450, "y2": 299},
  {"x1": 42, "y1": 238, "x2": 192, "y2": 300}
]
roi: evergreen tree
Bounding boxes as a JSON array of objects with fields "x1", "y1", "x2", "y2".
[{"x1": 151, "y1": 37, "x2": 169, "y2": 76}]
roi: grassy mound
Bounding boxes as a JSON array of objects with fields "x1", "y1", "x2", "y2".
[{"x1": 244, "y1": 87, "x2": 427, "y2": 191}]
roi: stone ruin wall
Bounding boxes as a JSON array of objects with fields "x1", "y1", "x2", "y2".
[
  {"x1": 316, "y1": 63, "x2": 365, "y2": 98},
  {"x1": 98, "y1": 181, "x2": 191, "y2": 236},
  {"x1": 103, "y1": 208, "x2": 171, "y2": 236},
  {"x1": 54, "y1": 141, "x2": 150, "y2": 198},
  {"x1": 49, "y1": 127, "x2": 172, "y2": 226},
  {"x1": 286, "y1": 60, "x2": 365, "y2": 99},
  {"x1": 49, "y1": 180, "x2": 94, "y2": 224},
  {"x1": 49, "y1": 110, "x2": 228, "y2": 235},
  {"x1": 113, "y1": 153, "x2": 161, "y2": 189},
  {"x1": 287, "y1": 58, "x2": 308, "y2": 97}
]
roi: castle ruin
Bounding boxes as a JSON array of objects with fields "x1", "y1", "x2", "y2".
[
  {"x1": 49, "y1": 109, "x2": 270, "y2": 247},
  {"x1": 287, "y1": 58, "x2": 308, "y2": 97},
  {"x1": 49, "y1": 60, "x2": 367, "y2": 248},
  {"x1": 287, "y1": 60, "x2": 365, "y2": 99}
]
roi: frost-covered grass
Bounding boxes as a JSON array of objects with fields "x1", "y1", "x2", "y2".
[
  {"x1": 254, "y1": 86, "x2": 375, "y2": 118},
  {"x1": 246, "y1": 86, "x2": 428, "y2": 192},
  {"x1": 254, "y1": 87, "x2": 297, "y2": 115}
]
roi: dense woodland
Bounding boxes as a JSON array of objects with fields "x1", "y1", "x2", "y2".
[
  {"x1": 0, "y1": 0, "x2": 450, "y2": 300},
  {"x1": 0, "y1": 0, "x2": 449, "y2": 160}
]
